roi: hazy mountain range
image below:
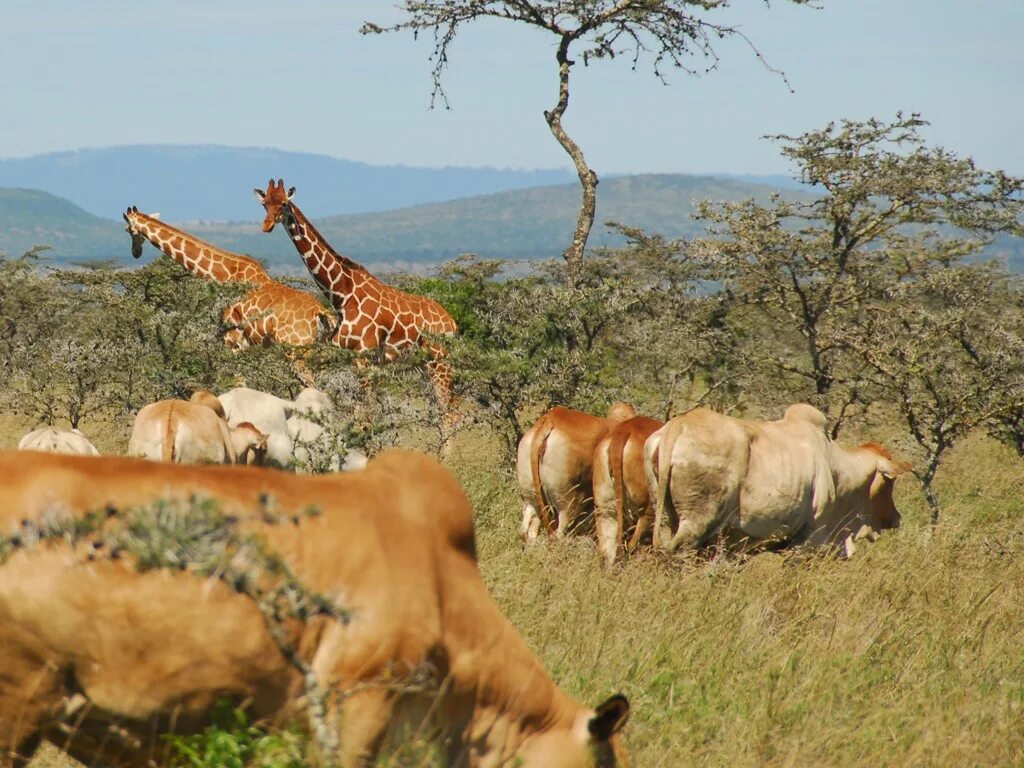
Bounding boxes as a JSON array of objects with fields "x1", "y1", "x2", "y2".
[
  {"x1": 0, "y1": 174, "x2": 805, "y2": 270},
  {"x1": 0, "y1": 145, "x2": 805, "y2": 222},
  {"x1": 0, "y1": 145, "x2": 1018, "y2": 271}
]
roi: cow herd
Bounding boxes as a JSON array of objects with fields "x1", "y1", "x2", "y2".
[
  {"x1": 517, "y1": 401, "x2": 911, "y2": 566},
  {"x1": 0, "y1": 385, "x2": 911, "y2": 766},
  {"x1": 13, "y1": 385, "x2": 366, "y2": 473}
]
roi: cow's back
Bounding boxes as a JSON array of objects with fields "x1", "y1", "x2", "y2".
[
  {"x1": 129, "y1": 401, "x2": 232, "y2": 464},
  {"x1": 17, "y1": 428, "x2": 99, "y2": 457},
  {"x1": 652, "y1": 406, "x2": 837, "y2": 551},
  {"x1": 516, "y1": 407, "x2": 610, "y2": 501},
  {"x1": 737, "y1": 408, "x2": 835, "y2": 540}
]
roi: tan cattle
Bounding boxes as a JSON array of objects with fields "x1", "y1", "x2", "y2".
[
  {"x1": 0, "y1": 450, "x2": 630, "y2": 768},
  {"x1": 17, "y1": 427, "x2": 100, "y2": 456},
  {"x1": 516, "y1": 403, "x2": 637, "y2": 540},
  {"x1": 592, "y1": 416, "x2": 664, "y2": 567},
  {"x1": 645, "y1": 404, "x2": 910, "y2": 555},
  {"x1": 128, "y1": 397, "x2": 268, "y2": 465}
]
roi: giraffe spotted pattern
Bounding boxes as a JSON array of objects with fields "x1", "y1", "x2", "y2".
[
  {"x1": 255, "y1": 180, "x2": 458, "y2": 410},
  {"x1": 123, "y1": 206, "x2": 332, "y2": 349}
]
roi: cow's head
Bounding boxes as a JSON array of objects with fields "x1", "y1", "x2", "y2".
[
  {"x1": 859, "y1": 442, "x2": 911, "y2": 533},
  {"x1": 253, "y1": 178, "x2": 296, "y2": 233},
  {"x1": 518, "y1": 694, "x2": 631, "y2": 767},
  {"x1": 234, "y1": 422, "x2": 269, "y2": 466},
  {"x1": 847, "y1": 442, "x2": 913, "y2": 557}
]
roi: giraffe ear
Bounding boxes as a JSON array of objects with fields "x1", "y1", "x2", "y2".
[
  {"x1": 287, "y1": 187, "x2": 296, "y2": 200},
  {"x1": 253, "y1": 188, "x2": 266, "y2": 202},
  {"x1": 122, "y1": 212, "x2": 129, "y2": 223}
]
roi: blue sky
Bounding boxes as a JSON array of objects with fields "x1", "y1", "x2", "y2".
[{"x1": 1, "y1": 0, "x2": 1021, "y2": 177}]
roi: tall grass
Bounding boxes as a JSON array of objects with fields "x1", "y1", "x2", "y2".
[
  {"x1": 20, "y1": 422, "x2": 1024, "y2": 767},
  {"x1": 450, "y1": 429, "x2": 1024, "y2": 767}
]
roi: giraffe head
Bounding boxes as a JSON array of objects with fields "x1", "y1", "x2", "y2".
[
  {"x1": 122, "y1": 206, "x2": 149, "y2": 259},
  {"x1": 254, "y1": 178, "x2": 296, "y2": 233}
]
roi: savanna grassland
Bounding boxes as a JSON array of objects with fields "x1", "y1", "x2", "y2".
[
  {"x1": 4, "y1": 114, "x2": 1024, "y2": 766},
  {"x1": 7, "y1": 412, "x2": 1024, "y2": 767}
]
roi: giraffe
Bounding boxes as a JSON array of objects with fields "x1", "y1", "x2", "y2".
[
  {"x1": 253, "y1": 179, "x2": 458, "y2": 419},
  {"x1": 122, "y1": 206, "x2": 334, "y2": 351}
]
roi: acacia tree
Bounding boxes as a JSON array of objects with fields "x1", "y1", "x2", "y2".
[
  {"x1": 694, "y1": 114, "x2": 1024, "y2": 435},
  {"x1": 843, "y1": 264, "x2": 1024, "y2": 523},
  {"x1": 362, "y1": 0, "x2": 811, "y2": 288}
]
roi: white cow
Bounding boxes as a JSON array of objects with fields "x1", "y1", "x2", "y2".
[
  {"x1": 218, "y1": 387, "x2": 299, "y2": 468},
  {"x1": 645, "y1": 404, "x2": 910, "y2": 556},
  {"x1": 220, "y1": 387, "x2": 365, "y2": 472},
  {"x1": 17, "y1": 427, "x2": 100, "y2": 457}
]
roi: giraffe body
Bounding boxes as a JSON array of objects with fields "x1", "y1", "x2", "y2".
[
  {"x1": 123, "y1": 207, "x2": 331, "y2": 349},
  {"x1": 222, "y1": 282, "x2": 333, "y2": 349},
  {"x1": 254, "y1": 181, "x2": 458, "y2": 410}
]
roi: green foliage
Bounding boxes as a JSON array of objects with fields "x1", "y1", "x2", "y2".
[
  {"x1": 0, "y1": 255, "x2": 300, "y2": 431},
  {"x1": 166, "y1": 702, "x2": 304, "y2": 768},
  {"x1": 694, "y1": 113, "x2": 1024, "y2": 437}
]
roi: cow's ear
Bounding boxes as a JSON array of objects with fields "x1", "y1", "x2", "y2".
[{"x1": 588, "y1": 694, "x2": 630, "y2": 741}]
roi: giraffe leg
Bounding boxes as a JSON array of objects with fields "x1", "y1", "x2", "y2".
[{"x1": 426, "y1": 357, "x2": 460, "y2": 449}]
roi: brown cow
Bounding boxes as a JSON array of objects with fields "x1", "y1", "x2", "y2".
[
  {"x1": 128, "y1": 396, "x2": 268, "y2": 466},
  {"x1": 0, "y1": 450, "x2": 629, "y2": 768},
  {"x1": 592, "y1": 416, "x2": 664, "y2": 567},
  {"x1": 516, "y1": 403, "x2": 637, "y2": 540},
  {"x1": 644, "y1": 404, "x2": 910, "y2": 555}
]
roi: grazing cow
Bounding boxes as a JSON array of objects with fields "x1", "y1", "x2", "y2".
[
  {"x1": 645, "y1": 404, "x2": 910, "y2": 555},
  {"x1": 219, "y1": 386, "x2": 303, "y2": 468},
  {"x1": 128, "y1": 398, "x2": 268, "y2": 466},
  {"x1": 592, "y1": 416, "x2": 664, "y2": 567},
  {"x1": 0, "y1": 450, "x2": 630, "y2": 767},
  {"x1": 517, "y1": 403, "x2": 637, "y2": 540},
  {"x1": 16, "y1": 427, "x2": 100, "y2": 457}
]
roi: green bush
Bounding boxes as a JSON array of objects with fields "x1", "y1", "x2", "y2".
[{"x1": 166, "y1": 702, "x2": 304, "y2": 768}]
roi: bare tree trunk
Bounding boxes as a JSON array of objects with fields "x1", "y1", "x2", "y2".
[
  {"x1": 920, "y1": 461, "x2": 941, "y2": 525},
  {"x1": 545, "y1": 34, "x2": 596, "y2": 290}
]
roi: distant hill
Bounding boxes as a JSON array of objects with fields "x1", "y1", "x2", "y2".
[
  {"x1": 190, "y1": 173, "x2": 809, "y2": 267},
  {"x1": 0, "y1": 188, "x2": 119, "y2": 261},
  {"x1": 2, "y1": 176, "x2": 1019, "y2": 272},
  {"x1": 0, "y1": 145, "x2": 576, "y2": 221}
]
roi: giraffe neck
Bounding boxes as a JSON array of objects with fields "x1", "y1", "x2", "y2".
[
  {"x1": 281, "y1": 202, "x2": 378, "y2": 312},
  {"x1": 135, "y1": 215, "x2": 270, "y2": 285}
]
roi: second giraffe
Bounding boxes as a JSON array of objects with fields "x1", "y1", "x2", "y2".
[{"x1": 254, "y1": 179, "x2": 458, "y2": 415}]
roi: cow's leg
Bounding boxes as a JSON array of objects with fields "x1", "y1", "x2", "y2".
[
  {"x1": 338, "y1": 688, "x2": 395, "y2": 768},
  {"x1": 554, "y1": 485, "x2": 590, "y2": 538},
  {"x1": 626, "y1": 508, "x2": 652, "y2": 553},
  {"x1": 0, "y1": 650, "x2": 63, "y2": 768},
  {"x1": 594, "y1": 502, "x2": 619, "y2": 568},
  {"x1": 519, "y1": 503, "x2": 541, "y2": 543}
]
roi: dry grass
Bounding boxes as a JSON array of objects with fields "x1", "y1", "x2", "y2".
[{"x1": 14, "y1": 418, "x2": 1024, "y2": 767}]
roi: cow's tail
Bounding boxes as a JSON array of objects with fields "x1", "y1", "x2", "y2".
[
  {"x1": 161, "y1": 409, "x2": 177, "y2": 463},
  {"x1": 609, "y1": 427, "x2": 630, "y2": 557},
  {"x1": 654, "y1": 423, "x2": 679, "y2": 551},
  {"x1": 531, "y1": 416, "x2": 556, "y2": 536}
]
